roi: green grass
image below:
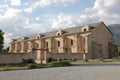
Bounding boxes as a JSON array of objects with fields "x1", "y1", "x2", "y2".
[
  {"x1": 1, "y1": 58, "x2": 120, "y2": 71},
  {"x1": 0, "y1": 64, "x2": 28, "y2": 71},
  {"x1": 0, "y1": 61, "x2": 72, "y2": 71},
  {"x1": 27, "y1": 61, "x2": 72, "y2": 69}
]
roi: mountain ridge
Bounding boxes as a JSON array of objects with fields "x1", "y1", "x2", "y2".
[{"x1": 108, "y1": 24, "x2": 120, "y2": 46}]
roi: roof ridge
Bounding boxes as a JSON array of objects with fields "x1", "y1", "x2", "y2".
[{"x1": 15, "y1": 21, "x2": 102, "y2": 41}]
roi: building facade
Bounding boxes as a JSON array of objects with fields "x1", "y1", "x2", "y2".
[{"x1": 9, "y1": 22, "x2": 118, "y2": 63}]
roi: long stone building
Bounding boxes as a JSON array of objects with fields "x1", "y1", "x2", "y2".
[{"x1": 8, "y1": 21, "x2": 118, "y2": 63}]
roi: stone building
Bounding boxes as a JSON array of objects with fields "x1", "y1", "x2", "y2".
[{"x1": 9, "y1": 21, "x2": 118, "y2": 63}]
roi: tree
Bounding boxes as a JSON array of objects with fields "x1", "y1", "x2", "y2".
[{"x1": 0, "y1": 30, "x2": 4, "y2": 52}]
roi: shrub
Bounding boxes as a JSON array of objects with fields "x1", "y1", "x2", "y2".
[
  {"x1": 27, "y1": 58, "x2": 34, "y2": 63},
  {"x1": 50, "y1": 62, "x2": 60, "y2": 67},
  {"x1": 72, "y1": 58, "x2": 77, "y2": 61},
  {"x1": 50, "y1": 61, "x2": 71, "y2": 67},
  {"x1": 64, "y1": 58, "x2": 67, "y2": 60},
  {"x1": 22, "y1": 58, "x2": 34, "y2": 64},
  {"x1": 85, "y1": 59, "x2": 88, "y2": 62},
  {"x1": 47, "y1": 57, "x2": 54, "y2": 62},
  {"x1": 27, "y1": 64, "x2": 37, "y2": 69},
  {"x1": 58, "y1": 58, "x2": 63, "y2": 62},
  {"x1": 59, "y1": 61, "x2": 71, "y2": 66}
]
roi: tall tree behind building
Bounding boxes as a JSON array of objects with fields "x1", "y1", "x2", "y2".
[{"x1": 0, "y1": 30, "x2": 4, "y2": 52}]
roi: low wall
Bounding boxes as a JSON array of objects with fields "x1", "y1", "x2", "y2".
[
  {"x1": 0, "y1": 53, "x2": 37, "y2": 64},
  {"x1": 46, "y1": 52, "x2": 84, "y2": 60},
  {"x1": 0, "y1": 52, "x2": 84, "y2": 64}
]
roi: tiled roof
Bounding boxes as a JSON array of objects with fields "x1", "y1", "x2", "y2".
[{"x1": 15, "y1": 21, "x2": 102, "y2": 42}]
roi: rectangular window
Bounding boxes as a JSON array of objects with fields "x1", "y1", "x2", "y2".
[
  {"x1": 36, "y1": 43, "x2": 39, "y2": 48},
  {"x1": 46, "y1": 42, "x2": 48, "y2": 47},
  {"x1": 71, "y1": 39, "x2": 73, "y2": 46},
  {"x1": 58, "y1": 41, "x2": 60, "y2": 47}
]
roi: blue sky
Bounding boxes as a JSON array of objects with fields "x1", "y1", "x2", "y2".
[{"x1": 0, "y1": 0, "x2": 120, "y2": 48}]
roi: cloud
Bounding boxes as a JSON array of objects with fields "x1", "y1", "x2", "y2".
[
  {"x1": 1, "y1": 0, "x2": 120, "y2": 48},
  {"x1": 81, "y1": 0, "x2": 120, "y2": 24},
  {"x1": 51, "y1": 13, "x2": 78, "y2": 29},
  {"x1": 2, "y1": 8, "x2": 22, "y2": 18},
  {"x1": 0, "y1": 8, "x2": 45, "y2": 48},
  {"x1": 10, "y1": 0, "x2": 21, "y2": 6},
  {"x1": 24, "y1": 0, "x2": 77, "y2": 13},
  {"x1": 50, "y1": 0, "x2": 120, "y2": 30}
]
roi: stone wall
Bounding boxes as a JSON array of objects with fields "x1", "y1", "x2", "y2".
[
  {"x1": 0, "y1": 53, "x2": 37, "y2": 64},
  {"x1": 46, "y1": 52, "x2": 84, "y2": 60}
]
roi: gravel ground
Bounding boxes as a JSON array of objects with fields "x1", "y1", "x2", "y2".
[{"x1": 0, "y1": 63, "x2": 120, "y2": 80}]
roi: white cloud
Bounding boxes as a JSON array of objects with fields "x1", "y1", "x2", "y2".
[
  {"x1": 11, "y1": 0, "x2": 21, "y2": 6},
  {"x1": 50, "y1": 0, "x2": 120, "y2": 29},
  {"x1": 3, "y1": 8, "x2": 22, "y2": 18},
  {"x1": 78, "y1": 0, "x2": 120, "y2": 25},
  {"x1": 0, "y1": 8, "x2": 44, "y2": 48},
  {"x1": 24, "y1": 0, "x2": 77, "y2": 13},
  {"x1": 51, "y1": 13, "x2": 78, "y2": 29},
  {"x1": 1, "y1": 0, "x2": 120, "y2": 48},
  {"x1": 35, "y1": 17, "x2": 40, "y2": 21}
]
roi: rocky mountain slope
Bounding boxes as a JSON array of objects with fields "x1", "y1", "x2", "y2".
[{"x1": 108, "y1": 24, "x2": 120, "y2": 46}]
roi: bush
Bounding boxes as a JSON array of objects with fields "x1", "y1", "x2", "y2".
[
  {"x1": 72, "y1": 58, "x2": 77, "y2": 61},
  {"x1": 50, "y1": 62, "x2": 60, "y2": 67},
  {"x1": 50, "y1": 61, "x2": 71, "y2": 67},
  {"x1": 27, "y1": 58, "x2": 34, "y2": 63},
  {"x1": 27, "y1": 64, "x2": 37, "y2": 69},
  {"x1": 85, "y1": 59, "x2": 88, "y2": 62},
  {"x1": 59, "y1": 61, "x2": 71, "y2": 66},
  {"x1": 47, "y1": 57, "x2": 54, "y2": 62},
  {"x1": 22, "y1": 58, "x2": 34, "y2": 64},
  {"x1": 58, "y1": 58, "x2": 63, "y2": 62}
]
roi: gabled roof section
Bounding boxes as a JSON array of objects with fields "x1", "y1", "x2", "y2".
[
  {"x1": 101, "y1": 21, "x2": 113, "y2": 35},
  {"x1": 14, "y1": 21, "x2": 106, "y2": 41}
]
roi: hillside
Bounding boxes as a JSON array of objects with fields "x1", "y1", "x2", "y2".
[{"x1": 108, "y1": 24, "x2": 120, "y2": 46}]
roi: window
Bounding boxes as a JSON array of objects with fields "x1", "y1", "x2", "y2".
[
  {"x1": 58, "y1": 33, "x2": 60, "y2": 36},
  {"x1": 84, "y1": 29, "x2": 87, "y2": 31},
  {"x1": 36, "y1": 43, "x2": 39, "y2": 48},
  {"x1": 58, "y1": 41, "x2": 60, "y2": 47},
  {"x1": 46, "y1": 42, "x2": 48, "y2": 47},
  {"x1": 71, "y1": 39, "x2": 73, "y2": 46},
  {"x1": 37, "y1": 36, "x2": 40, "y2": 39}
]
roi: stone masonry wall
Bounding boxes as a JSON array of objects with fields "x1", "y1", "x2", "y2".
[
  {"x1": 0, "y1": 53, "x2": 37, "y2": 64},
  {"x1": 46, "y1": 52, "x2": 83, "y2": 60}
]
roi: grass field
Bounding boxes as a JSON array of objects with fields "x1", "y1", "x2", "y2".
[
  {"x1": 0, "y1": 57, "x2": 120, "y2": 71},
  {"x1": 0, "y1": 61, "x2": 71, "y2": 71}
]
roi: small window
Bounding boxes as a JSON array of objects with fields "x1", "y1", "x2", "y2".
[
  {"x1": 37, "y1": 36, "x2": 39, "y2": 39},
  {"x1": 84, "y1": 29, "x2": 87, "y2": 31},
  {"x1": 58, "y1": 41, "x2": 60, "y2": 47},
  {"x1": 36, "y1": 43, "x2": 39, "y2": 48},
  {"x1": 71, "y1": 39, "x2": 73, "y2": 46},
  {"x1": 58, "y1": 33, "x2": 60, "y2": 36},
  {"x1": 46, "y1": 42, "x2": 48, "y2": 47}
]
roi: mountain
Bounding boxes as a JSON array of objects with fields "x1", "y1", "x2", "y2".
[{"x1": 108, "y1": 24, "x2": 120, "y2": 46}]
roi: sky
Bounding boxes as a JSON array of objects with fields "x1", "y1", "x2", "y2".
[{"x1": 0, "y1": 0, "x2": 120, "y2": 48}]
